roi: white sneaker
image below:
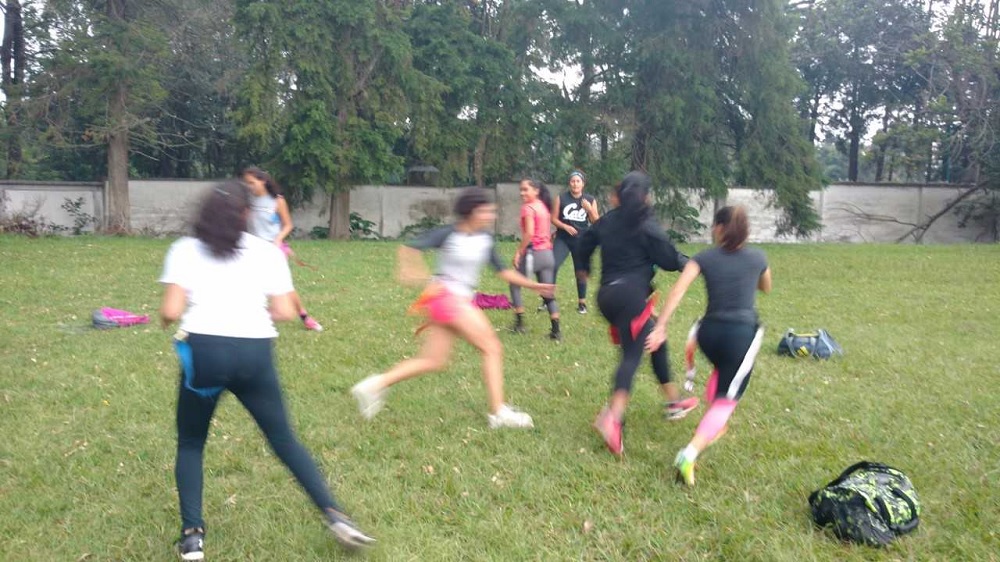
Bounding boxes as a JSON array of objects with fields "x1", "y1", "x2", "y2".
[
  {"x1": 487, "y1": 405, "x2": 534, "y2": 429},
  {"x1": 351, "y1": 375, "x2": 386, "y2": 420}
]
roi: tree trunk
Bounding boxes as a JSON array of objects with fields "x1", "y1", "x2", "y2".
[
  {"x1": 631, "y1": 128, "x2": 648, "y2": 172},
  {"x1": 473, "y1": 132, "x2": 487, "y2": 188},
  {"x1": 103, "y1": 0, "x2": 130, "y2": 232},
  {"x1": 847, "y1": 119, "x2": 861, "y2": 182},
  {"x1": 2, "y1": 0, "x2": 25, "y2": 179},
  {"x1": 874, "y1": 112, "x2": 890, "y2": 182},
  {"x1": 106, "y1": 84, "x2": 130, "y2": 232},
  {"x1": 328, "y1": 189, "x2": 351, "y2": 240}
]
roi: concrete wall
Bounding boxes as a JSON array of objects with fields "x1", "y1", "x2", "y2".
[
  {"x1": 0, "y1": 181, "x2": 103, "y2": 233},
  {"x1": 2, "y1": 179, "x2": 991, "y2": 243},
  {"x1": 129, "y1": 180, "x2": 216, "y2": 234}
]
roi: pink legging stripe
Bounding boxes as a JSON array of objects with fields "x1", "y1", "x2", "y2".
[{"x1": 694, "y1": 399, "x2": 738, "y2": 444}]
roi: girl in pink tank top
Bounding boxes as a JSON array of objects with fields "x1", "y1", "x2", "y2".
[{"x1": 511, "y1": 179, "x2": 562, "y2": 340}]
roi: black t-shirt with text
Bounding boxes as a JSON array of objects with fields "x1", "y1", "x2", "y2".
[{"x1": 557, "y1": 191, "x2": 596, "y2": 238}]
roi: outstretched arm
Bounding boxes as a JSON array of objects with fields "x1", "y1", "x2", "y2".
[
  {"x1": 645, "y1": 260, "x2": 701, "y2": 352},
  {"x1": 498, "y1": 269, "x2": 555, "y2": 299},
  {"x1": 397, "y1": 245, "x2": 431, "y2": 287}
]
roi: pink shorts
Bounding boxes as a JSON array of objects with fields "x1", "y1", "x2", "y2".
[{"x1": 409, "y1": 285, "x2": 463, "y2": 329}]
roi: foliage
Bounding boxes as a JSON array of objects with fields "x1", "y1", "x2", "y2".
[
  {"x1": 0, "y1": 192, "x2": 64, "y2": 236},
  {"x1": 397, "y1": 215, "x2": 443, "y2": 240},
  {"x1": 349, "y1": 211, "x2": 379, "y2": 240},
  {"x1": 60, "y1": 196, "x2": 97, "y2": 235}
]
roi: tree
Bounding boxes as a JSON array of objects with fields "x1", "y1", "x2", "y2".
[
  {"x1": 793, "y1": 0, "x2": 929, "y2": 181},
  {"x1": 34, "y1": 0, "x2": 169, "y2": 231},
  {"x1": 236, "y1": 0, "x2": 428, "y2": 239},
  {"x1": 604, "y1": 0, "x2": 822, "y2": 236},
  {"x1": 1, "y1": 0, "x2": 27, "y2": 178}
]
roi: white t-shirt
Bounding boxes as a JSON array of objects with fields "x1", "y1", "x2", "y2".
[{"x1": 159, "y1": 233, "x2": 294, "y2": 338}]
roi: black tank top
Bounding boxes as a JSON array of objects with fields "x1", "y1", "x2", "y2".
[{"x1": 557, "y1": 191, "x2": 595, "y2": 238}]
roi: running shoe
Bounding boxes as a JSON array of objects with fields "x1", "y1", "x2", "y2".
[
  {"x1": 175, "y1": 528, "x2": 205, "y2": 561},
  {"x1": 674, "y1": 449, "x2": 696, "y2": 487},
  {"x1": 577, "y1": 303, "x2": 588, "y2": 314},
  {"x1": 665, "y1": 397, "x2": 700, "y2": 420},
  {"x1": 487, "y1": 405, "x2": 534, "y2": 429},
  {"x1": 325, "y1": 509, "x2": 376, "y2": 549},
  {"x1": 351, "y1": 375, "x2": 386, "y2": 420},
  {"x1": 593, "y1": 408, "x2": 623, "y2": 456},
  {"x1": 303, "y1": 316, "x2": 324, "y2": 332}
]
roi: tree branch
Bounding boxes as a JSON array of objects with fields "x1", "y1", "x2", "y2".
[{"x1": 894, "y1": 186, "x2": 985, "y2": 243}]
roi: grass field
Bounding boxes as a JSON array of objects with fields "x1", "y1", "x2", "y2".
[{"x1": 1, "y1": 235, "x2": 998, "y2": 561}]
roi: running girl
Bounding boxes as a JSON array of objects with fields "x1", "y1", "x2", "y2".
[
  {"x1": 351, "y1": 188, "x2": 554, "y2": 429},
  {"x1": 241, "y1": 166, "x2": 323, "y2": 332},
  {"x1": 645, "y1": 205, "x2": 772, "y2": 486},
  {"x1": 578, "y1": 171, "x2": 699, "y2": 457},
  {"x1": 160, "y1": 181, "x2": 373, "y2": 560}
]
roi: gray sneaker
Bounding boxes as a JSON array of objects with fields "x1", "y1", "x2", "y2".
[{"x1": 325, "y1": 509, "x2": 376, "y2": 549}]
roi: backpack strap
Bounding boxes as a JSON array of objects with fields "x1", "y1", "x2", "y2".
[
  {"x1": 878, "y1": 488, "x2": 920, "y2": 533},
  {"x1": 825, "y1": 461, "x2": 891, "y2": 487}
]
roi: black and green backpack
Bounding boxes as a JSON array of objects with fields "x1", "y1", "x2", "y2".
[{"x1": 809, "y1": 461, "x2": 920, "y2": 547}]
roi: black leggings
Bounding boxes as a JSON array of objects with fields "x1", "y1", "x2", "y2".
[
  {"x1": 175, "y1": 334, "x2": 339, "y2": 531},
  {"x1": 553, "y1": 235, "x2": 588, "y2": 300},
  {"x1": 696, "y1": 319, "x2": 764, "y2": 401},
  {"x1": 597, "y1": 280, "x2": 671, "y2": 393}
]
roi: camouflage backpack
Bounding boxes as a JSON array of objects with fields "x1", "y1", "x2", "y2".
[{"x1": 809, "y1": 461, "x2": 920, "y2": 547}]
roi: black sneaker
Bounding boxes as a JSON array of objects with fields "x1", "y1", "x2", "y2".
[
  {"x1": 325, "y1": 508, "x2": 376, "y2": 549},
  {"x1": 536, "y1": 301, "x2": 547, "y2": 313},
  {"x1": 512, "y1": 322, "x2": 526, "y2": 334},
  {"x1": 175, "y1": 528, "x2": 205, "y2": 561},
  {"x1": 577, "y1": 303, "x2": 588, "y2": 314},
  {"x1": 549, "y1": 330, "x2": 562, "y2": 342}
]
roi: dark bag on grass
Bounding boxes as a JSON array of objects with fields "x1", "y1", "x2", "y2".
[
  {"x1": 776, "y1": 328, "x2": 843, "y2": 359},
  {"x1": 809, "y1": 461, "x2": 920, "y2": 547}
]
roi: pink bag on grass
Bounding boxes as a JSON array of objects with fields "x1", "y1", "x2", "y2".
[
  {"x1": 92, "y1": 307, "x2": 150, "y2": 329},
  {"x1": 472, "y1": 293, "x2": 512, "y2": 310}
]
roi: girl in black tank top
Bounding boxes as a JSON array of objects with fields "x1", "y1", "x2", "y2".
[{"x1": 551, "y1": 170, "x2": 599, "y2": 312}]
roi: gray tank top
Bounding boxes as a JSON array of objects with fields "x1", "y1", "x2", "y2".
[{"x1": 248, "y1": 195, "x2": 282, "y2": 242}]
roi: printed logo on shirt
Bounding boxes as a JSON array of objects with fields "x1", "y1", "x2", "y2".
[{"x1": 562, "y1": 203, "x2": 588, "y2": 223}]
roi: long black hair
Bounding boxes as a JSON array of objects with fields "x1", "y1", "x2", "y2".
[
  {"x1": 617, "y1": 171, "x2": 653, "y2": 227},
  {"x1": 522, "y1": 178, "x2": 553, "y2": 213},
  {"x1": 194, "y1": 181, "x2": 250, "y2": 259},
  {"x1": 240, "y1": 166, "x2": 283, "y2": 198}
]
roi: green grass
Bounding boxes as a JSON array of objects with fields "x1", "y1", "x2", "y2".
[{"x1": 1, "y1": 236, "x2": 998, "y2": 561}]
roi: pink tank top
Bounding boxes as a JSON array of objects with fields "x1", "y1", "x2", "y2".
[{"x1": 521, "y1": 200, "x2": 552, "y2": 251}]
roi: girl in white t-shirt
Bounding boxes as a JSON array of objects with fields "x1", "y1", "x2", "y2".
[
  {"x1": 240, "y1": 166, "x2": 323, "y2": 332},
  {"x1": 159, "y1": 181, "x2": 373, "y2": 560}
]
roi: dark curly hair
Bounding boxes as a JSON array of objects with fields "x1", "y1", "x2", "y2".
[
  {"x1": 453, "y1": 187, "x2": 494, "y2": 219},
  {"x1": 194, "y1": 181, "x2": 250, "y2": 259}
]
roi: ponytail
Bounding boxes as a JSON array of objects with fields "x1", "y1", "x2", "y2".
[
  {"x1": 618, "y1": 171, "x2": 652, "y2": 227},
  {"x1": 523, "y1": 178, "x2": 553, "y2": 213},
  {"x1": 714, "y1": 205, "x2": 750, "y2": 251},
  {"x1": 240, "y1": 165, "x2": 284, "y2": 198}
]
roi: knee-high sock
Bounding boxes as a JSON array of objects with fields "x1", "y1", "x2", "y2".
[{"x1": 694, "y1": 398, "x2": 737, "y2": 446}]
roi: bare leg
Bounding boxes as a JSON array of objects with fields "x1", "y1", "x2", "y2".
[
  {"x1": 447, "y1": 303, "x2": 506, "y2": 414},
  {"x1": 379, "y1": 325, "x2": 455, "y2": 388},
  {"x1": 290, "y1": 290, "x2": 307, "y2": 316}
]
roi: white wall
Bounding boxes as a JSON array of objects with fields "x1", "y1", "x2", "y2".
[
  {"x1": 0, "y1": 181, "x2": 103, "y2": 233},
  {"x1": 3, "y1": 179, "x2": 992, "y2": 243}
]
